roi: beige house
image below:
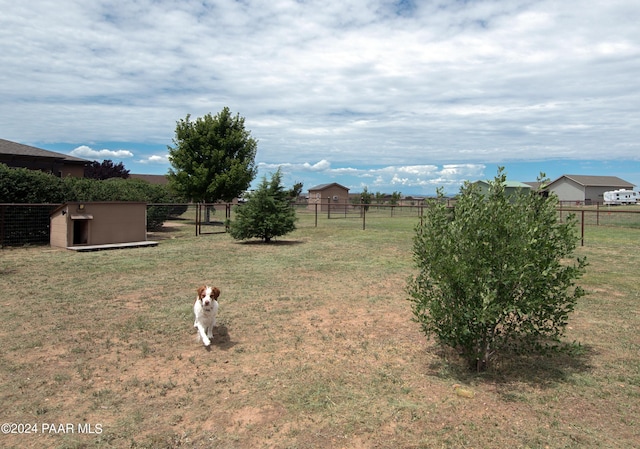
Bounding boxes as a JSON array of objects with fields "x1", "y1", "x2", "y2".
[
  {"x1": 545, "y1": 175, "x2": 634, "y2": 205},
  {"x1": 50, "y1": 202, "x2": 156, "y2": 250},
  {"x1": 307, "y1": 183, "x2": 350, "y2": 212}
]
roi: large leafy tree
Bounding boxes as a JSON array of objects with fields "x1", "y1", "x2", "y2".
[
  {"x1": 167, "y1": 107, "x2": 258, "y2": 202},
  {"x1": 407, "y1": 168, "x2": 587, "y2": 371},
  {"x1": 228, "y1": 169, "x2": 297, "y2": 243}
]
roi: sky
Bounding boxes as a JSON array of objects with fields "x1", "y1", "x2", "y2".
[{"x1": 1, "y1": 0, "x2": 639, "y2": 196}]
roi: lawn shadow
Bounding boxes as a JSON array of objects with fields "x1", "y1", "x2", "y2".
[
  {"x1": 198, "y1": 221, "x2": 228, "y2": 235},
  {"x1": 207, "y1": 324, "x2": 238, "y2": 351},
  {"x1": 427, "y1": 341, "x2": 596, "y2": 390},
  {"x1": 236, "y1": 239, "x2": 305, "y2": 246}
]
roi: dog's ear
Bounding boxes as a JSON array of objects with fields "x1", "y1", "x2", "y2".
[
  {"x1": 212, "y1": 287, "x2": 220, "y2": 300},
  {"x1": 197, "y1": 286, "x2": 206, "y2": 298}
]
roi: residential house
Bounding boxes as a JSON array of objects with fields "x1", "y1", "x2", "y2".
[
  {"x1": 0, "y1": 138, "x2": 88, "y2": 177},
  {"x1": 545, "y1": 175, "x2": 635, "y2": 205}
]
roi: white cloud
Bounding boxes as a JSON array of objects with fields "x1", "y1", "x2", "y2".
[
  {"x1": 302, "y1": 160, "x2": 331, "y2": 172},
  {"x1": 139, "y1": 154, "x2": 169, "y2": 164},
  {"x1": 1, "y1": 0, "x2": 639, "y2": 169},
  {"x1": 256, "y1": 160, "x2": 486, "y2": 193},
  {"x1": 70, "y1": 145, "x2": 133, "y2": 160}
]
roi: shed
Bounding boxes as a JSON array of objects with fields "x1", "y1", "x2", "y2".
[
  {"x1": 50, "y1": 202, "x2": 157, "y2": 251},
  {"x1": 545, "y1": 175, "x2": 635, "y2": 205},
  {"x1": 307, "y1": 183, "x2": 350, "y2": 211}
]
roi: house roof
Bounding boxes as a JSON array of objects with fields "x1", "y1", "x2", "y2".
[
  {"x1": 0, "y1": 138, "x2": 89, "y2": 165},
  {"x1": 308, "y1": 182, "x2": 350, "y2": 192},
  {"x1": 548, "y1": 174, "x2": 634, "y2": 188}
]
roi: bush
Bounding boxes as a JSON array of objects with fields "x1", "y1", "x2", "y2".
[{"x1": 407, "y1": 169, "x2": 587, "y2": 371}]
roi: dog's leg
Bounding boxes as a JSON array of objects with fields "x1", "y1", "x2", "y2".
[
  {"x1": 196, "y1": 323, "x2": 211, "y2": 346},
  {"x1": 207, "y1": 319, "x2": 216, "y2": 340}
]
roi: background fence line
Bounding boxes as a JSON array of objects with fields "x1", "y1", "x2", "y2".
[{"x1": 1, "y1": 202, "x2": 639, "y2": 248}]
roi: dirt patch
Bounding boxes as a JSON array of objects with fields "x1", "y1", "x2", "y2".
[{"x1": 1, "y1": 226, "x2": 639, "y2": 448}]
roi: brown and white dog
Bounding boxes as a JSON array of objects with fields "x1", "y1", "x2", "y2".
[{"x1": 193, "y1": 285, "x2": 220, "y2": 347}]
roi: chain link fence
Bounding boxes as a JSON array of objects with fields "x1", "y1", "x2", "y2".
[{"x1": 0, "y1": 204, "x2": 60, "y2": 247}]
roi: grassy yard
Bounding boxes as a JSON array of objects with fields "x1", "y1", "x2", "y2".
[{"x1": 0, "y1": 214, "x2": 638, "y2": 448}]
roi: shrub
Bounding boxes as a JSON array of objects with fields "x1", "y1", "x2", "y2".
[{"x1": 407, "y1": 169, "x2": 587, "y2": 371}]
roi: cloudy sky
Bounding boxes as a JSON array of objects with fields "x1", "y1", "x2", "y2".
[{"x1": 1, "y1": 0, "x2": 639, "y2": 195}]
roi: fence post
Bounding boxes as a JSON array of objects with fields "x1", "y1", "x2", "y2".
[
  {"x1": 0, "y1": 205, "x2": 4, "y2": 247},
  {"x1": 195, "y1": 203, "x2": 200, "y2": 236},
  {"x1": 315, "y1": 203, "x2": 318, "y2": 227},
  {"x1": 362, "y1": 204, "x2": 366, "y2": 230},
  {"x1": 581, "y1": 210, "x2": 585, "y2": 246}
]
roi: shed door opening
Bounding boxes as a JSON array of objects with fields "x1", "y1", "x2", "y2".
[{"x1": 73, "y1": 220, "x2": 89, "y2": 245}]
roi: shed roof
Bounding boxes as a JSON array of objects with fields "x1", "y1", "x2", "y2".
[{"x1": 0, "y1": 138, "x2": 88, "y2": 164}]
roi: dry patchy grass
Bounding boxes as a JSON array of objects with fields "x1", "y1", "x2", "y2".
[{"x1": 0, "y1": 216, "x2": 639, "y2": 448}]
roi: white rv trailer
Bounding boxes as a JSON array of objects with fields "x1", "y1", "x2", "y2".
[{"x1": 603, "y1": 189, "x2": 639, "y2": 205}]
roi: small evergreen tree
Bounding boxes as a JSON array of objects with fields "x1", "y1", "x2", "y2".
[
  {"x1": 407, "y1": 168, "x2": 587, "y2": 371},
  {"x1": 228, "y1": 169, "x2": 297, "y2": 242}
]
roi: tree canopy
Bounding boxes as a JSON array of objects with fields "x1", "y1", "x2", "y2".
[{"x1": 167, "y1": 107, "x2": 258, "y2": 202}]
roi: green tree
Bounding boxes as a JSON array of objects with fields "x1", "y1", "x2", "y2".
[
  {"x1": 228, "y1": 169, "x2": 297, "y2": 243},
  {"x1": 288, "y1": 181, "x2": 304, "y2": 201},
  {"x1": 390, "y1": 191, "x2": 402, "y2": 205},
  {"x1": 407, "y1": 168, "x2": 587, "y2": 371},
  {"x1": 167, "y1": 107, "x2": 258, "y2": 203},
  {"x1": 360, "y1": 186, "x2": 372, "y2": 211}
]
